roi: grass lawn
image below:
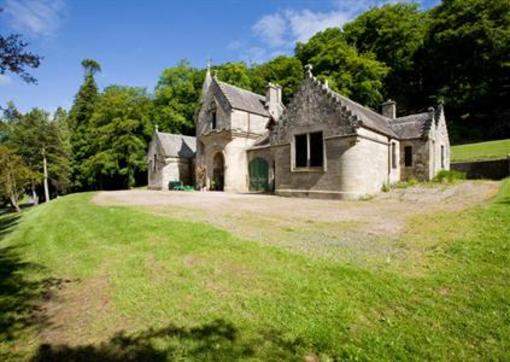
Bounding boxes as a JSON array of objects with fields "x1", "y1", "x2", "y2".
[
  {"x1": 1, "y1": 181, "x2": 509, "y2": 361},
  {"x1": 451, "y1": 138, "x2": 510, "y2": 162}
]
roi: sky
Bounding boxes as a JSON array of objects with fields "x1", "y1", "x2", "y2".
[{"x1": 0, "y1": 0, "x2": 439, "y2": 113}]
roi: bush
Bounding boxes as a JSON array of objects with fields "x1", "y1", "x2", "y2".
[
  {"x1": 381, "y1": 182, "x2": 391, "y2": 192},
  {"x1": 433, "y1": 170, "x2": 466, "y2": 183},
  {"x1": 394, "y1": 177, "x2": 418, "y2": 189}
]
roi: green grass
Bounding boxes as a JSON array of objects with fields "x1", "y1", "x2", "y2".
[
  {"x1": 451, "y1": 139, "x2": 510, "y2": 162},
  {"x1": 1, "y1": 181, "x2": 510, "y2": 361}
]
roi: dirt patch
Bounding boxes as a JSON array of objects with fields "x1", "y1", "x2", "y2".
[{"x1": 92, "y1": 181, "x2": 499, "y2": 269}]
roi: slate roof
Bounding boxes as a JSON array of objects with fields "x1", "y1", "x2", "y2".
[
  {"x1": 156, "y1": 132, "x2": 196, "y2": 159},
  {"x1": 215, "y1": 80, "x2": 270, "y2": 117},
  {"x1": 332, "y1": 91, "x2": 398, "y2": 138},
  {"x1": 390, "y1": 112, "x2": 433, "y2": 139}
]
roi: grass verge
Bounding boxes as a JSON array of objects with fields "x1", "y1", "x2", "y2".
[{"x1": 0, "y1": 180, "x2": 509, "y2": 360}]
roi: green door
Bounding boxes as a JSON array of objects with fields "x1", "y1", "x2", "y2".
[{"x1": 249, "y1": 158, "x2": 269, "y2": 192}]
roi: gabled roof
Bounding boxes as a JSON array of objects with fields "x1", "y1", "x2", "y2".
[
  {"x1": 332, "y1": 91, "x2": 398, "y2": 138},
  {"x1": 390, "y1": 112, "x2": 433, "y2": 140},
  {"x1": 214, "y1": 80, "x2": 270, "y2": 117},
  {"x1": 156, "y1": 132, "x2": 196, "y2": 159}
]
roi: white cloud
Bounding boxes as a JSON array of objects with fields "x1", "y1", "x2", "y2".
[
  {"x1": 251, "y1": 0, "x2": 418, "y2": 49},
  {"x1": 252, "y1": 13, "x2": 287, "y2": 48},
  {"x1": 0, "y1": 74, "x2": 12, "y2": 86},
  {"x1": 3, "y1": 0, "x2": 66, "y2": 36}
]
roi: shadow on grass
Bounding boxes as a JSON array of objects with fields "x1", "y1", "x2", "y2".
[
  {"x1": 0, "y1": 209, "x2": 72, "y2": 361},
  {"x1": 31, "y1": 319, "x2": 306, "y2": 361}
]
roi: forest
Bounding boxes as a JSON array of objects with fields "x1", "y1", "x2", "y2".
[{"x1": 1, "y1": 0, "x2": 509, "y2": 205}]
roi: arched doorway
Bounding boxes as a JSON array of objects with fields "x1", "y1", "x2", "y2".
[
  {"x1": 249, "y1": 158, "x2": 269, "y2": 191},
  {"x1": 212, "y1": 152, "x2": 225, "y2": 191}
]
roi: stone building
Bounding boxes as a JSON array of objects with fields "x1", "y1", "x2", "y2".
[
  {"x1": 147, "y1": 65, "x2": 450, "y2": 198},
  {"x1": 147, "y1": 131, "x2": 196, "y2": 190}
]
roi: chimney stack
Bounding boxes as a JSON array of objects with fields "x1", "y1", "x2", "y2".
[
  {"x1": 265, "y1": 83, "x2": 283, "y2": 119},
  {"x1": 381, "y1": 99, "x2": 396, "y2": 119}
]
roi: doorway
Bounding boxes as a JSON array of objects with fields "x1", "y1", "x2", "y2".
[{"x1": 212, "y1": 152, "x2": 225, "y2": 191}]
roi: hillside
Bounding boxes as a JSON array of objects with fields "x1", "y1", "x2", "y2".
[{"x1": 451, "y1": 139, "x2": 510, "y2": 162}]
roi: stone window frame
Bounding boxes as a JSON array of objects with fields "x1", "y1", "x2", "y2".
[
  {"x1": 153, "y1": 154, "x2": 158, "y2": 172},
  {"x1": 391, "y1": 142, "x2": 397, "y2": 169},
  {"x1": 441, "y1": 144, "x2": 445, "y2": 169},
  {"x1": 209, "y1": 101, "x2": 218, "y2": 130},
  {"x1": 290, "y1": 129, "x2": 327, "y2": 173}
]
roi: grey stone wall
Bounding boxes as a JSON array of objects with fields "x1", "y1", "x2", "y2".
[{"x1": 451, "y1": 157, "x2": 510, "y2": 180}]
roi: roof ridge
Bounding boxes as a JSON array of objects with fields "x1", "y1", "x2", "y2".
[{"x1": 216, "y1": 80, "x2": 265, "y2": 99}]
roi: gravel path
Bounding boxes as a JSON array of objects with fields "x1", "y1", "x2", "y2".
[{"x1": 93, "y1": 181, "x2": 499, "y2": 269}]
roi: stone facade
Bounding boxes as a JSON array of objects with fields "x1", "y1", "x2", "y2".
[{"x1": 148, "y1": 65, "x2": 451, "y2": 199}]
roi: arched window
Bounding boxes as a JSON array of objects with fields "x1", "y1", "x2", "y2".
[{"x1": 153, "y1": 154, "x2": 157, "y2": 172}]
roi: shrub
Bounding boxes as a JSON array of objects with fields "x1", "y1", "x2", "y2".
[
  {"x1": 381, "y1": 182, "x2": 391, "y2": 192},
  {"x1": 394, "y1": 177, "x2": 418, "y2": 189},
  {"x1": 433, "y1": 170, "x2": 466, "y2": 183}
]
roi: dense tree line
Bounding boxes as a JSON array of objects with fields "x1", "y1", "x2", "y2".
[{"x1": 1, "y1": 0, "x2": 508, "y2": 208}]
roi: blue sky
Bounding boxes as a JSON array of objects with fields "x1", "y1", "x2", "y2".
[{"x1": 0, "y1": 0, "x2": 438, "y2": 113}]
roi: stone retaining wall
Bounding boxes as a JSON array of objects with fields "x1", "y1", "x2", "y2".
[{"x1": 451, "y1": 156, "x2": 510, "y2": 180}]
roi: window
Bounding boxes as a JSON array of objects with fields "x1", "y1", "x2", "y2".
[
  {"x1": 391, "y1": 142, "x2": 397, "y2": 169},
  {"x1": 153, "y1": 154, "x2": 157, "y2": 172},
  {"x1": 404, "y1": 146, "x2": 413, "y2": 167},
  {"x1": 211, "y1": 110, "x2": 217, "y2": 130},
  {"x1": 294, "y1": 131, "x2": 324, "y2": 168},
  {"x1": 441, "y1": 145, "x2": 445, "y2": 168},
  {"x1": 295, "y1": 134, "x2": 307, "y2": 167}
]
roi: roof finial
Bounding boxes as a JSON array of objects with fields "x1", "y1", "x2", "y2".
[
  {"x1": 155, "y1": 124, "x2": 159, "y2": 133},
  {"x1": 207, "y1": 58, "x2": 212, "y2": 71},
  {"x1": 305, "y1": 64, "x2": 313, "y2": 77}
]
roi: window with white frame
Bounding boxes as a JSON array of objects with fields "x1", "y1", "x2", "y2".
[{"x1": 294, "y1": 131, "x2": 324, "y2": 168}]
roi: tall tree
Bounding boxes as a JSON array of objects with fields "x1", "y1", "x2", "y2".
[
  {"x1": 251, "y1": 56, "x2": 304, "y2": 104},
  {"x1": 295, "y1": 28, "x2": 389, "y2": 108},
  {"x1": 0, "y1": 145, "x2": 33, "y2": 211},
  {"x1": 419, "y1": 0, "x2": 510, "y2": 141},
  {"x1": 343, "y1": 3, "x2": 429, "y2": 113},
  {"x1": 86, "y1": 86, "x2": 153, "y2": 189},
  {"x1": 153, "y1": 60, "x2": 201, "y2": 135},
  {"x1": 68, "y1": 59, "x2": 101, "y2": 190},
  {"x1": 5, "y1": 108, "x2": 70, "y2": 202}
]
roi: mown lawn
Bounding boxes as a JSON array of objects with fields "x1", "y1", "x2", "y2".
[
  {"x1": 1, "y1": 181, "x2": 509, "y2": 361},
  {"x1": 451, "y1": 138, "x2": 510, "y2": 162}
]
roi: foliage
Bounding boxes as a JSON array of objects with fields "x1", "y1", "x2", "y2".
[
  {"x1": 86, "y1": 86, "x2": 154, "y2": 189},
  {"x1": 451, "y1": 138, "x2": 510, "y2": 162},
  {"x1": 433, "y1": 169, "x2": 466, "y2": 183},
  {"x1": 381, "y1": 181, "x2": 391, "y2": 192},
  {"x1": 295, "y1": 28, "x2": 389, "y2": 107},
  {"x1": 68, "y1": 60, "x2": 101, "y2": 191},
  {"x1": 393, "y1": 177, "x2": 419, "y2": 189},
  {"x1": 343, "y1": 3, "x2": 429, "y2": 113},
  {"x1": 0, "y1": 34, "x2": 41, "y2": 84},
  {"x1": 419, "y1": 0, "x2": 510, "y2": 140},
  {"x1": 0, "y1": 145, "x2": 34, "y2": 211},
  {"x1": 153, "y1": 59, "x2": 201, "y2": 135},
  {"x1": 213, "y1": 62, "x2": 252, "y2": 90},
  {"x1": 251, "y1": 56, "x2": 304, "y2": 104},
  {"x1": 3, "y1": 107, "x2": 70, "y2": 197}
]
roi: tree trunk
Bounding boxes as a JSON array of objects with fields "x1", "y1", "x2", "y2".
[
  {"x1": 31, "y1": 182, "x2": 38, "y2": 205},
  {"x1": 10, "y1": 194, "x2": 20, "y2": 212},
  {"x1": 42, "y1": 147, "x2": 50, "y2": 202}
]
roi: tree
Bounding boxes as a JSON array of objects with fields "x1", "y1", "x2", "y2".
[
  {"x1": 0, "y1": 145, "x2": 33, "y2": 211},
  {"x1": 0, "y1": 8, "x2": 42, "y2": 83},
  {"x1": 343, "y1": 3, "x2": 429, "y2": 113},
  {"x1": 4, "y1": 108, "x2": 70, "y2": 202},
  {"x1": 86, "y1": 86, "x2": 154, "y2": 189},
  {"x1": 419, "y1": 0, "x2": 510, "y2": 141},
  {"x1": 295, "y1": 28, "x2": 389, "y2": 107},
  {"x1": 251, "y1": 56, "x2": 304, "y2": 104},
  {"x1": 213, "y1": 62, "x2": 252, "y2": 90},
  {"x1": 153, "y1": 60, "x2": 201, "y2": 135},
  {"x1": 68, "y1": 59, "x2": 101, "y2": 190}
]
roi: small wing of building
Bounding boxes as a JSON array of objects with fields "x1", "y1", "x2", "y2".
[{"x1": 147, "y1": 131, "x2": 196, "y2": 190}]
